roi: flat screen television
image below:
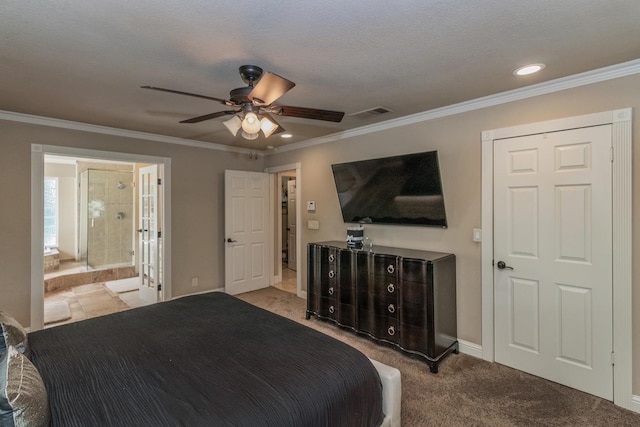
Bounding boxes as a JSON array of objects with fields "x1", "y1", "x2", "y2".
[{"x1": 331, "y1": 150, "x2": 447, "y2": 227}]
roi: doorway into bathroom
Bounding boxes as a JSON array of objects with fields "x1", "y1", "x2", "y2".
[
  {"x1": 43, "y1": 157, "x2": 144, "y2": 326},
  {"x1": 32, "y1": 146, "x2": 171, "y2": 330}
]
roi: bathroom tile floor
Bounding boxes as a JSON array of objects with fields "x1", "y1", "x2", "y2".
[
  {"x1": 273, "y1": 266, "x2": 297, "y2": 294},
  {"x1": 44, "y1": 282, "x2": 133, "y2": 328}
]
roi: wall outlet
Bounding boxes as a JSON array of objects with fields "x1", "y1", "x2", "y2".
[
  {"x1": 308, "y1": 220, "x2": 320, "y2": 230},
  {"x1": 191, "y1": 277, "x2": 199, "y2": 287}
]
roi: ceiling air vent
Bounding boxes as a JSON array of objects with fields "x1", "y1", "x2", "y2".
[{"x1": 349, "y1": 106, "x2": 393, "y2": 120}]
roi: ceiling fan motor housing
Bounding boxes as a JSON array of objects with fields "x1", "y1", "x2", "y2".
[
  {"x1": 229, "y1": 86, "x2": 253, "y2": 105},
  {"x1": 238, "y1": 65, "x2": 263, "y2": 85}
]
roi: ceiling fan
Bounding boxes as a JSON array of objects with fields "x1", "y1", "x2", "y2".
[{"x1": 142, "y1": 65, "x2": 345, "y2": 140}]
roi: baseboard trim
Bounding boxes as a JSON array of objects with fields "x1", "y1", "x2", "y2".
[
  {"x1": 630, "y1": 395, "x2": 640, "y2": 414},
  {"x1": 458, "y1": 339, "x2": 482, "y2": 359}
]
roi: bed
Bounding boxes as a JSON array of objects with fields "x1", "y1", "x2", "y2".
[{"x1": 1, "y1": 292, "x2": 401, "y2": 427}]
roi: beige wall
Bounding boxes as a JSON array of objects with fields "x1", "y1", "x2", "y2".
[
  {"x1": 0, "y1": 121, "x2": 263, "y2": 327},
  {"x1": 265, "y1": 73, "x2": 640, "y2": 394}
]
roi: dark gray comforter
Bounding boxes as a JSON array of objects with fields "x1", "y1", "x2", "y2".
[{"x1": 29, "y1": 292, "x2": 383, "y2": 426}]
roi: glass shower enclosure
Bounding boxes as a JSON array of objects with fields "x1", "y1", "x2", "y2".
[{"x1": 78, "y1": 169, "x2": 135, "y2": 270}]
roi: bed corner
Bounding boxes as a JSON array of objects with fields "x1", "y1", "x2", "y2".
[{"x1": 369, "y1": 358, "x2": 401, "y2": 427}]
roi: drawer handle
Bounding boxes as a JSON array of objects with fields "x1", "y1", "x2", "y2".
[
  {"x1": 328, "y1": 270, "x2": 335, "y2": 278},
  {"x1": 329, "y1": 287, "x2": 335, "y2": 295},
  {"x1": 328, "y1": 254, "x2": 335, "y2": 262},
  {"x1": 329, "y1": 305, "x2": 335, "y2": 314},
  {"x1": 388, "y1": 304, "x2": 395, "y2": 314},
  {"x1": 387, "y1": 283, "x2": 395, "y2": 293},
  {"x1": 387, "y1": 326, "x2": 396, "y2": 336},
  {"x1": 387, "y1": 265, "x2": 395, "y2": 274}
]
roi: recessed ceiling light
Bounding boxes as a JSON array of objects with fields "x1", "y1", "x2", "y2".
[
  {"x1": 514, "y1": 63, "x2": 546, "y2": 76},
  {"x1": 280, "y1": 133, "x2": 292, "y2": 139}
]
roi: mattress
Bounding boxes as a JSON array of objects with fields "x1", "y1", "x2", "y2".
[{"x1": 28, "y1": 292, "x2": 383, "y2": 427}]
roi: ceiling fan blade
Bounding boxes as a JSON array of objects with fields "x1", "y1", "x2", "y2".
[
  {"x1": 141, "y1": 86, "x2": 229, "y2": 105},
  {"x1": 248, "y1": 72, "x2": 295, "y2": 105},
  {"x1": 180, "y1": 110, "x2": 237, "y2": 124},
  {"x1": 274, "y1": 105, "x2": 345, "y2": 123}
]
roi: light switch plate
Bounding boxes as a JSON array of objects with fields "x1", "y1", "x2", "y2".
[
  {"x1": 308, "y1": 220, "x2": 320, "y2": 230},
  {"x1": 473, "y1": 228, "x2": 482, "y2": 242}
]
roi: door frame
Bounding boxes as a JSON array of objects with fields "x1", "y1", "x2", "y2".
[
  {"x1": 31, "y1": 144, "x2": 172, "y2": 330},
  {"x1": 138, "y1": 164, "x2": 161, "y2": 303},
  {"x1": 480, "y1": 108, "x2": 632, "y2": 409},
  {"x1": 266, "y1": 162, "x2": 303, "y2": 298}
]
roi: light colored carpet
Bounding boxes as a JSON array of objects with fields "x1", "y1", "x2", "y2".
[
  {"x1": 105, "y1": 277, "x2": 139, "y2": 294},
  {"x1": 44, "y1": 300, "x2": 72, "y2": 324},
  {"x1": 119, "y1": 290, "x2": 153, "y2": 309}
]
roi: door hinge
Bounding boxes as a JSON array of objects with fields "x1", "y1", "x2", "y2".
[
  {"x1": 158, "y1": 178, "x2": 162, "y2": 185},
  {"x1": 158, "y1": 284, "x2": 162, "y2": 291},
  {"x1": 611, "y1": 351, "x2": 615, "y2": 365},
  {"x1": 610, "y1": 147, "x2": 614, "y2": 162}
]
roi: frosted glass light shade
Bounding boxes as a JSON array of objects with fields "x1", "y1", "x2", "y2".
[
  {"x1": 241, "y1": 112, "x2": 261, "y2": 134},
  {"x1": 223, "y1": 116, "x2": 242, "y2": 136},
  {"x1": 260, "y1": 117, "x2": 279, "y2": 138},
  {"x1": 241, "y1": 131, "x2": 259, "y2": 140}
]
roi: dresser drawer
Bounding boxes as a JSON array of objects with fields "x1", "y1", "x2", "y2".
[
  {"x1": 356, "y1": 311, "x2": 399, "y2": 343},
  {"x1": 318, "y1": 296, "x2": 338, "y2": 320},
  {"x1": 372, "y1": 254, "x2": 399, "y2": 277},
  {"x1": 399, "y1": 322, "x2": 432, "y2": 356},
  {"x1": 400, "y1": 301, "x2": 430, "y2": 327},
  {"x1": 373, "y1": 316, "x2": 399, "y2": 343},
  {"x1": 319, "y1": 246, "x2": 339, "y2": 266},
  {"x1": 357, "y1": 291, "x2": 398, "y2": 317},
  {"x1": 401, "y1": 258, "x2": 429, "y2": 283},
  {"x1": 401, "y1": 280, "x2": 429, "y2": 305}
]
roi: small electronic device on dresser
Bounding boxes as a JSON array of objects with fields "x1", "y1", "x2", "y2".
[{"x1": 306, "y1": 241, "x2": 458, "y2": 373}]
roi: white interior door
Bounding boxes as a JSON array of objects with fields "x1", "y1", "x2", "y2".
[
  {"x1": 493, "y1": 125, "x2": 613, "y2": 399},
  {"x1": 138, "y1": 164, "x2": 160, "y2": 303},
  {"x1": 287, "y1": 180, "x2": 297, "y2": 271},
  {"x1": 225, "y1": 170, "x2": 270, "y2": 295}
]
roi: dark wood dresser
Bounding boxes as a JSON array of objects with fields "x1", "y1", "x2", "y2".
[{"x1": 306, "y1": 241, "x2": 458, "y2": 373}]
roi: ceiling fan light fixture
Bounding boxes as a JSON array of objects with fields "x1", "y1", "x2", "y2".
[
  {"x1": 241, "y1": 130, "x2": 259, "y2": 140},
  {"x1": 223, "y1": 115, "x2": 242, "y2": 136},
  {"x1": 260, "y1": 116, "x2": 279, "y2": 138},
  {"x1": 241, "y1": 112, "x2": 261, "y2": 134}
]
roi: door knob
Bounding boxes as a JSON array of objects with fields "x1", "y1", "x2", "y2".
[
  {"x1": 496, "y1": 261, "x2": 514, "y2": 270},
  {"x1": 226, "y1": 238, "x2": 237, "y2": 243}
]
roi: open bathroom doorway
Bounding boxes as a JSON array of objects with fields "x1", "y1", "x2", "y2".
[{"x1": 31, "y1": 145, "x2": 172, "y2": 330}]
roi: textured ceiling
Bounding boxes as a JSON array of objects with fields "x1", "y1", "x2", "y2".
[{"x1": 1, "y1": 0, "x2": 639, "y2": 150}]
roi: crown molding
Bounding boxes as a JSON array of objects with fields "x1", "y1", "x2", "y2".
[
  {"x1": 0, "y1": 110, "x2": 256, "y2": 155},
  {"x1": 271, "y1": 58, "x2": 640, "y2": 155}
]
